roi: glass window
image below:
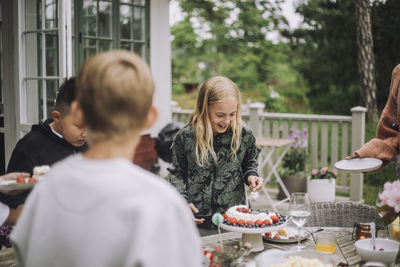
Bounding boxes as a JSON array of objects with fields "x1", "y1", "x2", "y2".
[
  {"x1": 119, "y1": 0, "x2": 148, "y2": 59},
  {"x1": 25, "y1": 79, "x2": 41, "y2": 123},
  {"x1": 23, "y1": 0, "x2": 59, "y2": 122},
  {"x1": 25, "y1": 32, "x2": 42, "y2": 77},
  {"x1": 45, "y1": 0, "x2": 57, "y2": 29},
  {"x1": 45, "y1": 31, "x2": 59, "y2": 76},
  {"x1": 46, "y1": 79, "x2": 59, "y2": 117},
  {"x1": 75, "y1": 0, "x2": 149, "y2": 71},
  {"x1": 25, "y1": 0, "x2": 41, "y2": 31}
]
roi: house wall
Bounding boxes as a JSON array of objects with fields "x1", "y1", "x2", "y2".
[{"x1": 149, "y1": 0, "x2": 172, "y2": 137}]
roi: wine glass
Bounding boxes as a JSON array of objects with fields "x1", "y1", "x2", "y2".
[{"x1": 289, "y1": 192, "x2": 312, "y2": 251}]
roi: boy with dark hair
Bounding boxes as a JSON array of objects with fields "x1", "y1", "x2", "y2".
[{"x1": 1, "y1": 77, "x2": 88, "y2": 210}]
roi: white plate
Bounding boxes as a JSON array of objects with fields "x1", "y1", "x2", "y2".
[
  {"x1": 334, "y1": 158, "x2": 382, "y2": 173},
  {"x1": 262, "y1": 227, "x2": 309, "y2": 244},
  {"x1": 255, "y1": 249, "x2": 339, "y2": 267},
  {"x1": 0, "y1": 181, "x2": 36, "y2": 190}
]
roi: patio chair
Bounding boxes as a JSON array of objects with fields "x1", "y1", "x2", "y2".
[{"x1": 306, "y1": 201, "x2": 381, "y2": 228}]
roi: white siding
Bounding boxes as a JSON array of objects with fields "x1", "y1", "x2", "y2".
[{"x1": 149, "y1": 0, "x2": 171, "y2": 137}]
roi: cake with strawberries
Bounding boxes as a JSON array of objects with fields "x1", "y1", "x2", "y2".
[{"x1": 223, "y1": 205, "x2": 285, "y2": 228}]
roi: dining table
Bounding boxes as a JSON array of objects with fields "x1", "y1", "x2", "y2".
[{"x1": 201, "y1": 227, "x2": 365, "y2": 267}]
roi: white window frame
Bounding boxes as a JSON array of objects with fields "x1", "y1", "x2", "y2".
[{"x1": 17, "y1": 0, "x2": 71, "y2": 139}]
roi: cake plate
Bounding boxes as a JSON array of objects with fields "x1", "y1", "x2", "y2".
[{"x1": 220, "y1": 220, "x2": 288, "y2": 252}]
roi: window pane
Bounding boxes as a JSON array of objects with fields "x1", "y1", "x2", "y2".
[
  {"x1": 120, "y1": 0, "x2": 132, "y2": 4},
  {"x1": 25, "y1": 32, "x2": 42, "y2": 77},
  {"x1": 133, "y1": 0, "x2": 145, "y2": 6},
  {"x1": 120, "y1": 42, "x2": 132, "y2": 52},
  {"x1": 46, "y1": 79, "x2": 59, "y2": 118},
  {"x1": 83, "y1": 46, "x2": 97, "y2": 61},
  {"x1": 45, "y1": 0, "x2": 58, "y2": 29},
  {"x1": 120, "y1": 5, "x2": 132, "y2": 39},
  {"x1": 99, "y1": 40, "x2": 112, "y2": 53},
  {"x1": 133, "y1": 7, "x2": 145, "y2": 40},
  {"x1": 99, "y1": 1, "x2": 112, "y2": 37},
  {"x1": 25, "y1": 79, "x2": 42, "y2": 123},
  {"x1": 83, "y1": 0, "x2": 97, "y2": 36},
  {"x1": 25, "y1": 0, "x2": 42, "y2": 30},
  {"x1": 45, "y1": 31, "x2": 59, "y2": 76},
  {"x1": 133, "y1": 43, "x2": 145, "y2": 58}
]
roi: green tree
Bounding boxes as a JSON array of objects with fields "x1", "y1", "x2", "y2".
[
  {"x1": 283, "y1": 0, "x2": 359, "y2": 115},
  {"x1": 371, "y1": 0, "x2": 400, "y2": 111},
  {"x1": 171, "y1": 0, "x2": 288, "y2": 91}
]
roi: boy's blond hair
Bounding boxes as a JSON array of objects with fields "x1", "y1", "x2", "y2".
[
  {"x1": 188, "y1": 76, "x2": 242, "y2": 166},
  {"x1": 76, "y1": 50, "x2": 154, "y2": 142}
]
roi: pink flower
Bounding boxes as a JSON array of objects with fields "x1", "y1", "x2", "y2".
[
  {"x1": 320, "y1": 167, "x2": 328, "y2": 175},
  {"x1": 331, "y1": 169, "x2": 337, "y2": 177},
  {"x1": 311, "y1": 169, "x2": 318, "y2": 175},
  {"x1": 379, "y1": 180, "x2": 400, "y2": 213}
]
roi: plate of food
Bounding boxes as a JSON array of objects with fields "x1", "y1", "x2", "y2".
[
  {"x1": 0, "y1": 165, "x2": 50, "y2": 191},
  {"x1": 0, "y1": 177, "x2": 38, "y2": 190},
  {"x1": 220, "y1": 205, "x2": 287, "y2": 234},
  {"x1": 334, "y1": 158, "x2": 382, "y2": 173},
  {"x1": 255, "y1": 249, "x2": 338, "y2": 267},
  {"x1": 262, "y1": 227, "x2": 310, "y2": 244}
]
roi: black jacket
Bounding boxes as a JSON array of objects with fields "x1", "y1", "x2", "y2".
[{"x1": 2, "y1": 119, "x2": 88, "y2": 208}]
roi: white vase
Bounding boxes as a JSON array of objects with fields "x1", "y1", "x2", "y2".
[{"x1": 308, "y1": 178, "x2": 336, "y2": 202}]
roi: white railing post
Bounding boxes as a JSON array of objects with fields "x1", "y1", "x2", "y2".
[
  {"x1": 171, "y1": 101, "x2": 180, "y2": 122},
  {"x1": 350, "y1": 106, "x2": 367, "y2": 201},
  {"x1": 249, "y1": 102, "x2": 265, "y2": 138}
]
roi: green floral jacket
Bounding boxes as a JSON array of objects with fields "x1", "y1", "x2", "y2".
[{"x1": 169, "y1": 124, "x2": 259, "y2": 215}]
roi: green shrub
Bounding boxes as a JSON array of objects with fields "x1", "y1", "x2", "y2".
[{"x1": 172, "y1": 82, "x2": 185, "y2": 95}]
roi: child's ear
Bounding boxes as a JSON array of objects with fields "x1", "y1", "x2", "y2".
[
  {"x1": 70, "y1": 101, "x2": 86, "y2": 127},
  {"x1": 51, "y1": 110, "x2": 62, "y2": 123},
  {"x1": 143, "y1": 105, "x2": 158, "y2": 130}
]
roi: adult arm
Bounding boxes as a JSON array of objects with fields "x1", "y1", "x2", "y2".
[{"x1": 353, "y1": 65, "x2": 400, "y2": 164}]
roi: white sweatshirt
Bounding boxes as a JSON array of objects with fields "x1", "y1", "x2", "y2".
[{"x1": 11, "y1": 154, "x2": 202, "y2": 267}]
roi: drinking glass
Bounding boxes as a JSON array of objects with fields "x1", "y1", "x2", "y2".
[{"x1": 289, "y1": 192, "x2": 312, "y2": 251}]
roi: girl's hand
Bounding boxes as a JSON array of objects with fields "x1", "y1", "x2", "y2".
[
  {"x1": 188, "y1": 203, "x2": 205, "y2": 224},
  {"x1": 248, "y1": 176, "x2": 263, "y2": 191},
  {"x1": 344, "y1": 153, "x2": 360, "y2": 160}
]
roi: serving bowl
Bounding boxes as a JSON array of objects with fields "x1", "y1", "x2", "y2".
[{"x1": 355, "y1": 238, "x2": 399, "y2": 264}]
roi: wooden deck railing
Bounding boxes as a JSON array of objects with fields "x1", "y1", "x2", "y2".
[{"x1": 171, "y1": 101, "x2": 367, "y2": 202}]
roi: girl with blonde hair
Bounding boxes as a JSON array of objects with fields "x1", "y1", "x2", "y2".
[{"x1": 170, "y1": 76, "x2": 263, "y2": 229}]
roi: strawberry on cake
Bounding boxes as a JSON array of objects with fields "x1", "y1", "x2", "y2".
[{"x1": 223, "y1": 205, "x2": 285, "y2": 228}]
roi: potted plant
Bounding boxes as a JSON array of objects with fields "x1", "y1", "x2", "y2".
[
  {"x1": 308, "y1": 167, "x2": 337, "y2": 202},
  {"x1": 277, "y1": 128, "x2": 308, "y2": 200}
]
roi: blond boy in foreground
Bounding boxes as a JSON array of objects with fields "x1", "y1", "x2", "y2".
[{"x1": 11, "y1": 51, "x2": 201, "y2": 267}]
